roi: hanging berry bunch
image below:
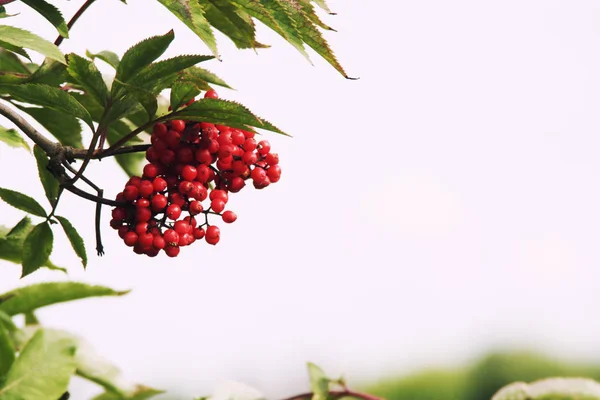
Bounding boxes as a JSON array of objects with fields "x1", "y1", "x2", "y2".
[{"x1": 109, "y1": 90, "x2": 282, "y2": 257}]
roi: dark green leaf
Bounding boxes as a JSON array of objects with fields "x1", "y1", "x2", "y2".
[
  {"x1": 15, "y1": 105, "x2": 83, "y2": 148},
  {"x1": 86, "y1": 49, "x2": 120, "y2": 69},
  {"x1": 156, "y1": 0, "x2": 217, "y2": 57},
  {"x1": 0, "y1": 188, "x2": 46, "y2": 217},
  {"x1": 278, "y1": 1, "x2": 349, "y2": 78},
  {"x1": 172, "y1": 98, "x2": 287, "y2": 135},
  {"x1": 129, "y1": 54, "x2": 213, "y2": 91},
  {"x1": 115, "y1": 30, "x2": 174, "y2": 86},
  {"x1": 0, "y1": 83, "x2": 94, "y2": 129},
  {"x1": 105, "y1": 94, "x2": 145, "y2": 126},
  {"x1": 307, "y1": 362, "x2": 329, "y2": 400},
  {"x1": 200, "y1": 0, "x2": 260, "y2": 49},
  {"x1": 55, "y1": 216, "x2": 87, "y2": 268},
  {"x1": 115, "y1": 79, "x2": 158, "y2": 119},
  {"x1": 0, "y1": 318, "x2": 14, "y2": 385},
  {"x1": 33, "y1": 145, "x2": 59, "y2": 206},
  {"x1": 21, "y1": 222, "x2": 53, "y2": 278},
  {"x1": 0, "y1": 329, "x2": 76, "y2": 400},
  {"x1": 20, "y1": 0, "x2": 69, "y2": 38},
  {"x1": 67, "y1": 53, "x2": 109, "y2": 106},
  {"x1": 25, "y1": 58, "x2": 67, "y2": 85},
  {"x1": 183, "y1": 66, "x2": 232, "y2": 88},
  {"x1": 0, "y1": 282, "x2": 129, "y2": 316},
  {"x1": 0, "y1": 49, "x2": 29, "y2": 74},
  {"x1": 170, "y1": 81, "x2": 201, "y2": 111},
  {"x1": 0, "y1": 40, "x2": 31, "y2": 60},
  {"x1": 0, "y1": 218, "x2": 62, "y2": 271},
  {"x1": 0, "y1": 25, "x2": 65, "y2": 64},
  {"x1": 0, "y1": 126, "x2": 30, "y2": 151},
  {"x1": 106, "y1": 123, "x2": 145, "y2": 177},
  {"x1": 6, "y1": 217, "x2": 33, "y2": 239}
]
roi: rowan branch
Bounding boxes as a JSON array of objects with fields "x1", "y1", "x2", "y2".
[{"x1": 0, "y1": 102, "x2": 59, "y2": 156}]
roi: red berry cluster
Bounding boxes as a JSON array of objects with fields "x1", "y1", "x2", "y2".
[{"x1": 109, "y1": 90, "x2": 281, "y2": 257}]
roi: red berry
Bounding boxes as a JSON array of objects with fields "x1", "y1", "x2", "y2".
[
  {"x1": 209, "y1": 189, "x2": 229, "y2": 203},
  {"x1": 205, "y1": 225, "x2": 220, "y2": 245},
  {"x1": 176, "y1": 147, "x2": 194, "y2": 164},
  {"x1": 242, "y1": 151, "x2": 258, "y2": 165},
  {"x1": 135, "y1": 222, "x2": 148, "y2": 235},
  {"x1": 123, "y1": 185, "x2": 139, "y2": 201},
  {"x1": 251, "y1": 167, "x2": 267, "y2": 182},
  {"x1": 136, "y1": 207, "x2": 152, "y2": 222},
  {"x1": 189, "y1": 200, "x2": 204, "y2": 215},
  {"x1": 153, "y1": 122, "x2": 168, "y2": 138},
  {"x1": 139, "y1": 180, "x2": 154, "y2": 198},
  {"x1": 178, "y1": 233, "x2": 193, "y2": 246},
  {"x1": 253, "y1": 176, "x2": 271, "y2": 189},
  {"x1": 257, "y1": 140, "x2": 271, "y2": 156},
  {"x1": 204, "y1": 89, "x2": 219, "y2": 99},
  {"x1": 169, "y1": 192, "x2": 186, "y2": 207},
  {"x1": 151, "y1": 194, "x2": 168, "y2": 211},
  {"x1": 227, "y1": 177, "x2": 246, "y2": 193},
  {"x1": 267, "y1": 165, "x2": 282, "y2": 182},
  {"x1": 231, "y1": 130, "x2": 245, "y2": 146},
  {"x1": 178, "y1": 180, "x2": 194, "y2": 195},
  {"x1": 211, "y1": 199, "x2": 225, "y2": 213},
  {"x1": 222, "y1": 211, "x2": 237, "y2": 223},
  {"x1": 195, "y1": 149, "x2": 213, "y2": 165},
  {"x1": 153, "y1": 235, "x2": 166, "y2": 250},
  {"x1": 110, "y1": 218, "x2": 122, "y2": 229},
  {"x1": 193, "y1": 227, "x2": 205, "y2": 239},
  {"x1": 174, "y1": 220, "x2": 190, "y2": 235},
  {"x1": 111, "y1": 207, "x2": 127, "y2": 221},
  {"x1": 127, "y1": 176, "x2": 142, "y2": 187},
  {"x1": 118, "y1": 225, "x2": 129, "y2": 239},
  {"x1": 181, "y1": 165, "x2": 197, "y2": 181},
  {"x1": 163, "y1": 229, "x2": 179, "y2": 245},
  {"x1": 153, "y1": 177, "x2": 167, "y2": 192},
  {"x1": 265, "y1": 153, "x2": 279, "y2": 165},
  {"x1": 170, "y1": 119, "x2": 186, "y2": 133},
  {"x1": 146, "y1": 147, "x2": 160, "y2": 163},
  {"x1": 243, "y1": 138, "x2": 257, "y2": 151},
  {"x1": 124, "y1": 231, "x2": 138, "y2": 247},
  {"x1": 166, "y1": 204, "x2": 182, "y2": 220},
  {"x1": 165, "y1": 130, "x2": 181, "y2": 148},
  {"x1": 165, "y1": 245, "x2": 180, "y2": 257},
  {"x1": 143, "y1": 163, "x2": 159, "y2": 179},
  {"x1": 160, "y1": 149, "x2": 176, "y2": 165},
  {"x1": 138, "y1": 232, "x2": 154, "y2": 249}
]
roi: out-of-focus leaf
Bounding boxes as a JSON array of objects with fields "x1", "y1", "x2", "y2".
[
  {"x1": 0, "y1": 126, "x2": 30, "y2": 151},
  {"x1": 86, "y1": 49, "x2": 120, "y2": 69},
  {"x1": 33, "y1": 145, "x2": 59, "y2": 206}
]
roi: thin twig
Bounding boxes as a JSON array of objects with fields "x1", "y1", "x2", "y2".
[
  {"x1": 0, "y1": 102, "x2": 58, "y2": 155},
  {"x1": 101, "y1": 118, "x2": 161, "y2": 157},
  {"x1": 54, "y1": 0, "x2": 98, "y2": 47},
  {"x1": 71, "y1": 144, "x2": 150, "y2": 159}
]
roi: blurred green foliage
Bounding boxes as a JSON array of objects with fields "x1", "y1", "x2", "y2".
[{"x1": 364, "y1": 351, "x2": 600, "y2": 400}]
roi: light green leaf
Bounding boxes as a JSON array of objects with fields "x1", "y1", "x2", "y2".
[
  {"x1": 0, "y1": 25, "x2": 65, "y2": 64},
  {"x1": 15, "y1": 105, "x2": 83, "y2": 148},
  {"x1": 183, "y1": 66, "x2": 232, "y2": 88},
  {"x1": 21, "y1": 222, "x2": 53, "y2": 278},
  {"x1": 0, "y1": 318, "x2": 14, "y2": 386},
  {"x1": 0, "y1": 282, "x2": 129, "y2": 316},
  {"x1": 0, "y1": 329, "x2": 76, "y2": 400},
  {"x1": 23, "y1": 311, "x2": 38, "y2": 326},
  {"x1": 129, "y1": 54, "x2": 213, "y2": 91},
  {"x1": 92, "y1": 389, "x2": 164, "y2": 400},
  {"x1": 0, "y1": 49, "x2": 30, "y2": 74},
  {"x1": 492, "y1": 378, "x2": 600, "y2": 400},
  {"x1": 278, "y1": 0, "x2": 349, "y2": 78},
  {"x1": 0, "y1": 187, "x2": 46, "y2": 217},
  {"x1": 0, "y1": 40, "x2": 31, "y2": 60},
  {"x1": 172, "y1": 98, "x2": 287, "y2": 135},
  {"x1": 55, "y1": 216, "x2": 87, "y2": 268},
  {"x1": 0, "y1": 83, "x2": 94, "y2": 129},
  {"x1": 86, "y1": 49, "x2": 120, "y2": 69},
  {"x1": 0, "y1": 218, "x2": 62, "y2": 271},
  {"x1": 6, "y1": 217, "x2": 34, "y2": 239},
  {"x1": 156, "y1": 0, "x2": 218, "y2": 57},
  {"x1": 170, "y1": 81, "x2": 201, "y2": 111},
  {"x1": 200, "y1": 0, "x2": 259, "y2": 49},
  {"x1": 20, "y1": 0, "x2": 69, "y2": 38},
  {"x1": 33, "y1": 145, "x2": 59, "y2": 206},
  {"x1": 307, "y1": 363, "x2": 329, "y2": 400},
  {"x1": 115, "y1": 30, "x2": 175, "y2": 86},
  {"x1": 300, "y1": 1, "x2": 335, "y2": 31},
  {"x1": 67, "y1": 53, "x2": 109, "y2": 106},
  {"x1": 230, "y1": 0, "x2": 307, "y2": 58},
  {"x1": 0, "y1": 126, "x2": 30, "y2": 151}
]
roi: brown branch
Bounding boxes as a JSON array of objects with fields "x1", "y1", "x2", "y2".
[
  {"x1": 0, "y1": 101, "x2": 59, "y2": 155},
  {"x1": 100, "y1": 118, "x2": 160, "y2": 158},
  {"x1": 282, "y1": 391, "x2": 384, "y2": 400},
  {"x1": 54, "y1": 0, "x2": 98, "y2": 47},
  {"x1": 70, "y1": 144, "x2": 150, "y2": 159}
]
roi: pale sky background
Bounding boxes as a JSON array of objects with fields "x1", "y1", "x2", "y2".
[{"x1": 2, "y1": 0, "x2": 600, "y2": 399}]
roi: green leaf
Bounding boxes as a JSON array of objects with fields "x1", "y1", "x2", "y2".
[
  {"x1": 115, "y1": 30, "x2": 175, "y2": 86},
  {"x1": 55, "y1": 216, "x2": 87, "y2": 268},
  {"x1": 6, "y1": 217, "x2": 34, "y2": 239},
  {"x1": 86, "y1": 49, "x2": 120, "y2": 69},
  {"x1": 0, "y1": 318, "x2": 15, "y2": 386},
  {"x1": 67, "y1": 53, "x2": 109, "y2": 106},
  {"x1": 21, "y1": 222, "x2": 53, "y2": 278},
  {"x1": 0, "y1": 83, "x2": 94, "y2": 129},
  {"x1": 0, "y1": 218, "x2": 62, "y2": 271},
  {"x1": 0, "y1": 282, "x2": 129, "y2": 316},
  {"x1": 300, "y1": 1, "x2": 335, "y2": 31},
  {"x1": 15, "y1": 105, "x2": 83, "y2": 148},
  {"x1": 0, "y1": 311, "x2": 16, "y2": 333},
  {"x1": 200, "y1": 0, "x2": 259, "y2": 49},
  {"x1": 129, "y1": 54, "x2": 213, "y2": 91},
  {"x1": 0, "y1": 25, "x2": 65, "y2": 64},
  {"x1": 307, "y1": 363, "x2": 329, "y2": 400},
  {"x1": 0, "y1": 126, "x2": 30, "y2": 151},
  {"x1": 311, "y1": 0, "x2": 332, "y2": 13},
  {"x1": 116, "y1": 79, "x2": 158, "y2": 119},
  {"x1": 25, "y1": 58, "x2": 67, "y2": 85},
  {"x1": 33, "y1": 145, "x2": 59, "y2": 206},
  {"x1": 20, "y1": 0, "x2": 69, "y2": 38},
  {"x1": 106, "y1": 122, "x2": 145, "y2": 177},
  {"x1": 278, "y1": 1, "x2": 349, "y2": 78},
  {"x1": 183, "y1": 66, "x2": 232, "y2": 89},
  {"x1": 23, "y1": 311, "x2": 39, "y2": 326},
  {"x1": 157, "y1": 0, "x2": 218, "y2": 57},
  {"x1": 0, "y1": 329, "x2": 76, "y2": 400},
  {"x1": 230, "y1": 0, "x2": 307, "y2": 58},
  {"x1": 170, "y1": 81, "x2": 201, "y2": 111},
  {"x1": 92, "y1": 389, "x2": 164, "y2": 400},
  {"x1": 172, "y1": 98, "x2": 287, "y2": 135},
  {"x1": 0, "y1": 49, "x2": 30, "y2": 74},
  {"x1": 0, "y1": 40, "x2": 31, "y2": 60},
  {"x1": 492, "y1": 378, "x2": 600, "y2": 400},
  {"x1": 0, "y1": 188, "x2": 46, "y2": 217}
]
